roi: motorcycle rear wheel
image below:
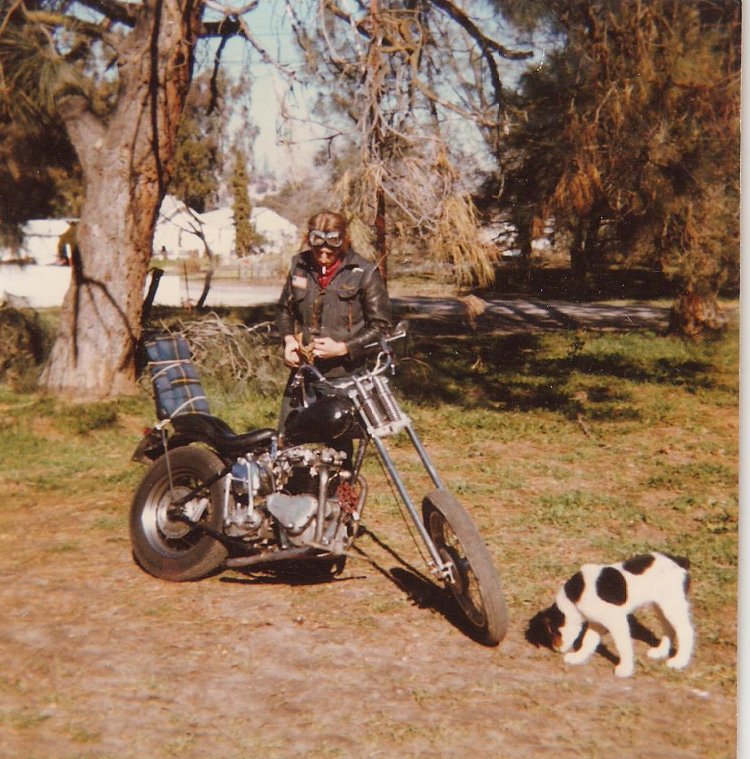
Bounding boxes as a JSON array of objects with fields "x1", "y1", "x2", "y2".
[
  {"x1": 422, "y1": 489, "x2": 508, "y2": 646},
  {"x1": 130, "y1": 446, "x2": 228, "y2": 581}
]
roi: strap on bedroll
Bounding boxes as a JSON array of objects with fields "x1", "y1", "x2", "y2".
[{"x1": 144, "y1": 334, "x2": 210, "y2": 421}]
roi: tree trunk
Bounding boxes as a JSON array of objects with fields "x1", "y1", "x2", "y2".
[
  {"x1": 374, "y1": 186, "x2": 388, "y2": 284},
  {"x1": 569, "y1": 217, "x2": 587, "y2": 283},
  {"x1": 584, "y1": 214, "x2": 602, "y2": 269},
  {"x1": 40, "y1": 0, "x2": 200, "y2": 399},
  {"x1": 669, "y1": 290, "x2": 727, "y2": 339},
  {"x1": 518, "y1": 218, "x2": 533, "y2": 290}
]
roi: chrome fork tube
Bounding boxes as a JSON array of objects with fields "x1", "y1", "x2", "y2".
[
  {"x1": 370, "y1": 434, "x2": 450, "y2": 577},
  {"x1": 405, "y1": 424, "x2": 444, "y2": 490}
]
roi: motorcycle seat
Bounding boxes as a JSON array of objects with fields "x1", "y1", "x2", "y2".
[{"x1": 171, "y1": 414, "x2": 276, "y2": 458}]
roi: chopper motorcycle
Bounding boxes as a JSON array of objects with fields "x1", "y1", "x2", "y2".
[{"x1": 129, "y1": 322, "x2": 508, "y2": 645}]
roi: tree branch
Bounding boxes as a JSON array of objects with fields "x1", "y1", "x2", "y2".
[
  {"x1": 322, "y1": 0, "x2": 371, "y2": 39},
  {"x1": 195, "y1": 1, "x2": 298, "y2": 81},
  {"x1": 73, "y1": 0, "x2": 139, "y2": 28},
  {"x1": 24, "y1": 9, "x2": 112, "y2": 45},
  {"x1": 57, "y1": 93, "x2": 106, "y2": 173},
  {"x1": 429, "y1": 0, "x2": 531, "y2": 110},
  {"x1": 429, "y1": 0, "x2": 533, "y2": 61},
  {"x1": 199, "y1": 17, "x2": 244, "y2": 37},
  {"x1": 199, "y1": 0, "x2": 258, "y2": 37}
]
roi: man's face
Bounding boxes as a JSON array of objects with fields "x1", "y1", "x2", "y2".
[
  {"x1": 309, "y1": 227, "x2": 345, "y2": 270},
  {"x1": 311, "y1": 244, "x2": 340, "y2": 270}
]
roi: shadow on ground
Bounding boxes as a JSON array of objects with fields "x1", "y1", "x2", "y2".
[{"x1": 392, "y1": 330, "x2": 717, "y2": 422}]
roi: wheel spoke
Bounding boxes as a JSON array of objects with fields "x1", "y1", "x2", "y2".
[
  {"x1": 433, "y1": 521, "x2": 486, "y2": 627},
  {"x1": 422, "y1": 489, "x2": 508, "y2": 646}
]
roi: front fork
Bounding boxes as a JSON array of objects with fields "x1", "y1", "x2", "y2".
[{"x1": 369, "y1": 425, "x2": 454, "y2": 583}]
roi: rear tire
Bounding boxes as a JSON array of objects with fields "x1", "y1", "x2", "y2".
[
  {"x1": 130, "y1": 447, "x2": 228, "y2": 581},
  {"x1": 422, "y1": 489, "x2": 508, "y2": 646}
]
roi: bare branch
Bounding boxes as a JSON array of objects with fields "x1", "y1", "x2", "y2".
[
  {"x1": 198, "y1": 4, "x2": 301, "y2": 83},
  {"x1": 430, "y1": 0, "x2": 533, "y2": 61},
  {"x1": 429, "y1": 0, "x2": 532, "y2": 111},
  {"x1": 235, "y1": 13, "x2": 302, "y2": 82},
  {"x1": 322, "y1": 0, "x2": 371, "y2": 39},
  {"x1": 73, "y1": 0, "x2": 139, "y2": 28},
  {"x1": 203, "y1": 0, "x2": 259, "y2": 16}
]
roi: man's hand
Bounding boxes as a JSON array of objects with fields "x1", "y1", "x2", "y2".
[
  {"x1": 312, "y1": 336, "x2": 348, "y2": 359},
  {"x1": 283, "y1": 335, "x2": 301, "y2": 368}
]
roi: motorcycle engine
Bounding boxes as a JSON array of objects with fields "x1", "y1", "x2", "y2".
[
  {"x1": 230, "y1": 457, "x2": 273, "y2": 496},
  {"x1": 266, "y1": 493, "x2": 322, "y2": 545},
  {"x1": 269, "y1": 446, "x2": 350, "y2": 549},
  {"x1": 227, "y1": 445, "x2": 353, "y2": 551}
]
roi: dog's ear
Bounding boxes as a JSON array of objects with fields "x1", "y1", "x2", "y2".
[
  {"x1": 542, "y1": 613, "x2": 562, "y2": 651},
  {"x1": 525, "y1": 608, "x2": 554, "y2": 649}
]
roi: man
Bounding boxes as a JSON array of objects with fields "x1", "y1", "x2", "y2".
[
  {"x1": 277, "y1": 210, "x2": 391, "y2": 376},
  {"x1": 276, "y1": 210, "x2": 392, "y2": 432}
]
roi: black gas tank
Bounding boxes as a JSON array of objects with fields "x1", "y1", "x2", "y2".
[{"x1": 283, "y1": 396, "x2": 360, "y2": 445}]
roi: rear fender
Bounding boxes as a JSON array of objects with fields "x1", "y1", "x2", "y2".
[{"x1": 131, "y1": 428, "x2": 195, "y2": 463}]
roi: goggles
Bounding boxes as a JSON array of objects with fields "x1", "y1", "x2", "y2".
[{"x1": 308, "y1": 230, "x2": 344, "y2": 248}]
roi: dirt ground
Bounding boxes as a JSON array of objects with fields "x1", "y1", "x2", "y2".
[
  {"x1": 0, "y1": 298, "x2": 737, "y2": 759},
  {"x1": 0, "y1": 482, "x2": 736, "y2": 759}
]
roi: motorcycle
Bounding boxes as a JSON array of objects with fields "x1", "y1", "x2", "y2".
[{"x1": 130, "y1": 322, "x2": 508, "y2": 645}]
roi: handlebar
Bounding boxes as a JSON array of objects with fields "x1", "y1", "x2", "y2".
[
  {"x1": 363, "y1": 320, "x2": 408, "y2": 353},
  {"x1": 293, "y1": 320, "x2": 409, "y2": 389}
]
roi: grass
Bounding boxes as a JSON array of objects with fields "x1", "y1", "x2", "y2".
[
  {"x1": 391, "y1": 323, "x2": 738, "y2": 686},
  {"x1": 0, "y1": 315, "x2": 738, "y2": 701}
]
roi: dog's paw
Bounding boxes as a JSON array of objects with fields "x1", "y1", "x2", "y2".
[
  {"x1": 614, "y1": 662, "x2": 634, "y2": 678},
  {"x1": 666, "y1": 656, "x2": 689, "y2": 671},
  {"x1": 563, "y1": 651, "x2": 589, "y2": 666}
]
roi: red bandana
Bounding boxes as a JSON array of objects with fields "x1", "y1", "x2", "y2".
[{"x1": 317, "y1": 258, "x2": 341, "y2": 288}]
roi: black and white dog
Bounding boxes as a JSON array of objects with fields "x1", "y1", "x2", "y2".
[{"x1": 526, "y1": 552, "x2": 694, "y2": 678}]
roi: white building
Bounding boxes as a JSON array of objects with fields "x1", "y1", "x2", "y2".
[
  {"x1": 153, "y1": 196, "x2": 298, "y2": 261},
  {"x1": 7, "y1": 218, "x2": 78, "y2": 265}
]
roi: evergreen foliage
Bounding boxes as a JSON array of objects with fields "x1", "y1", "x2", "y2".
[
  {"x1": 497, "y1": 0, "x2": 739, "y2": 331},
  {"x1": 0, "y1": 12, "x2": 83, "y2": 244},
  {"x1": 168, "y1": 73, "x2": 225, "y2": 213},
  {"x1": 231, "y1": 148, "x2": 254, "y2": 257}
]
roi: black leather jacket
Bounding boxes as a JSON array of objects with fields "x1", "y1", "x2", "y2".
[{"x1": 276, "y1": 248, "x2": 392, "y2": 376}]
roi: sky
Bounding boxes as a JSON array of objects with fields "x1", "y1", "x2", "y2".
[
  {"x1": 202, "y1": 3, "x2": 325, "y2": 179},
  {"x1": 198, "y1": 1, "x2": 545, "y2": 182}
]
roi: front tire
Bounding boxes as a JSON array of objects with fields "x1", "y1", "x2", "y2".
[
  {"x1": 130, "y1": 447, "x2": 228, "y2": 581},
  {"x1": 422, "y1": 489, "x2": 508, "y2": 646}
]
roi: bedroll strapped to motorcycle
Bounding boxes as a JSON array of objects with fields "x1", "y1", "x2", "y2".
[{"x1": 143, "y1": 333, "x2": 211, "y2": 421}]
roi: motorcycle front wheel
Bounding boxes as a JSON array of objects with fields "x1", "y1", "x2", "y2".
[
  {"x1": 422, "y1": 489, "x2": 508, "y2": 646},
  {"x1": 130, "y1": 446, "x2": 228, "y2": 581}
]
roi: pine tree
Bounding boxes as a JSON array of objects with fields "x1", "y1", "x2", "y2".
[
  {"x1": 500, "y1": 0, "x2": 739, "y2": 334},
  {"x1": 231, "y1": 149, "x2": 253, "y2": 258}
]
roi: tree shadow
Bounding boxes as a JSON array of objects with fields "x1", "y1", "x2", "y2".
[{"x1": 393, "y1": 328, "x2": 717, "y2": 420}]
